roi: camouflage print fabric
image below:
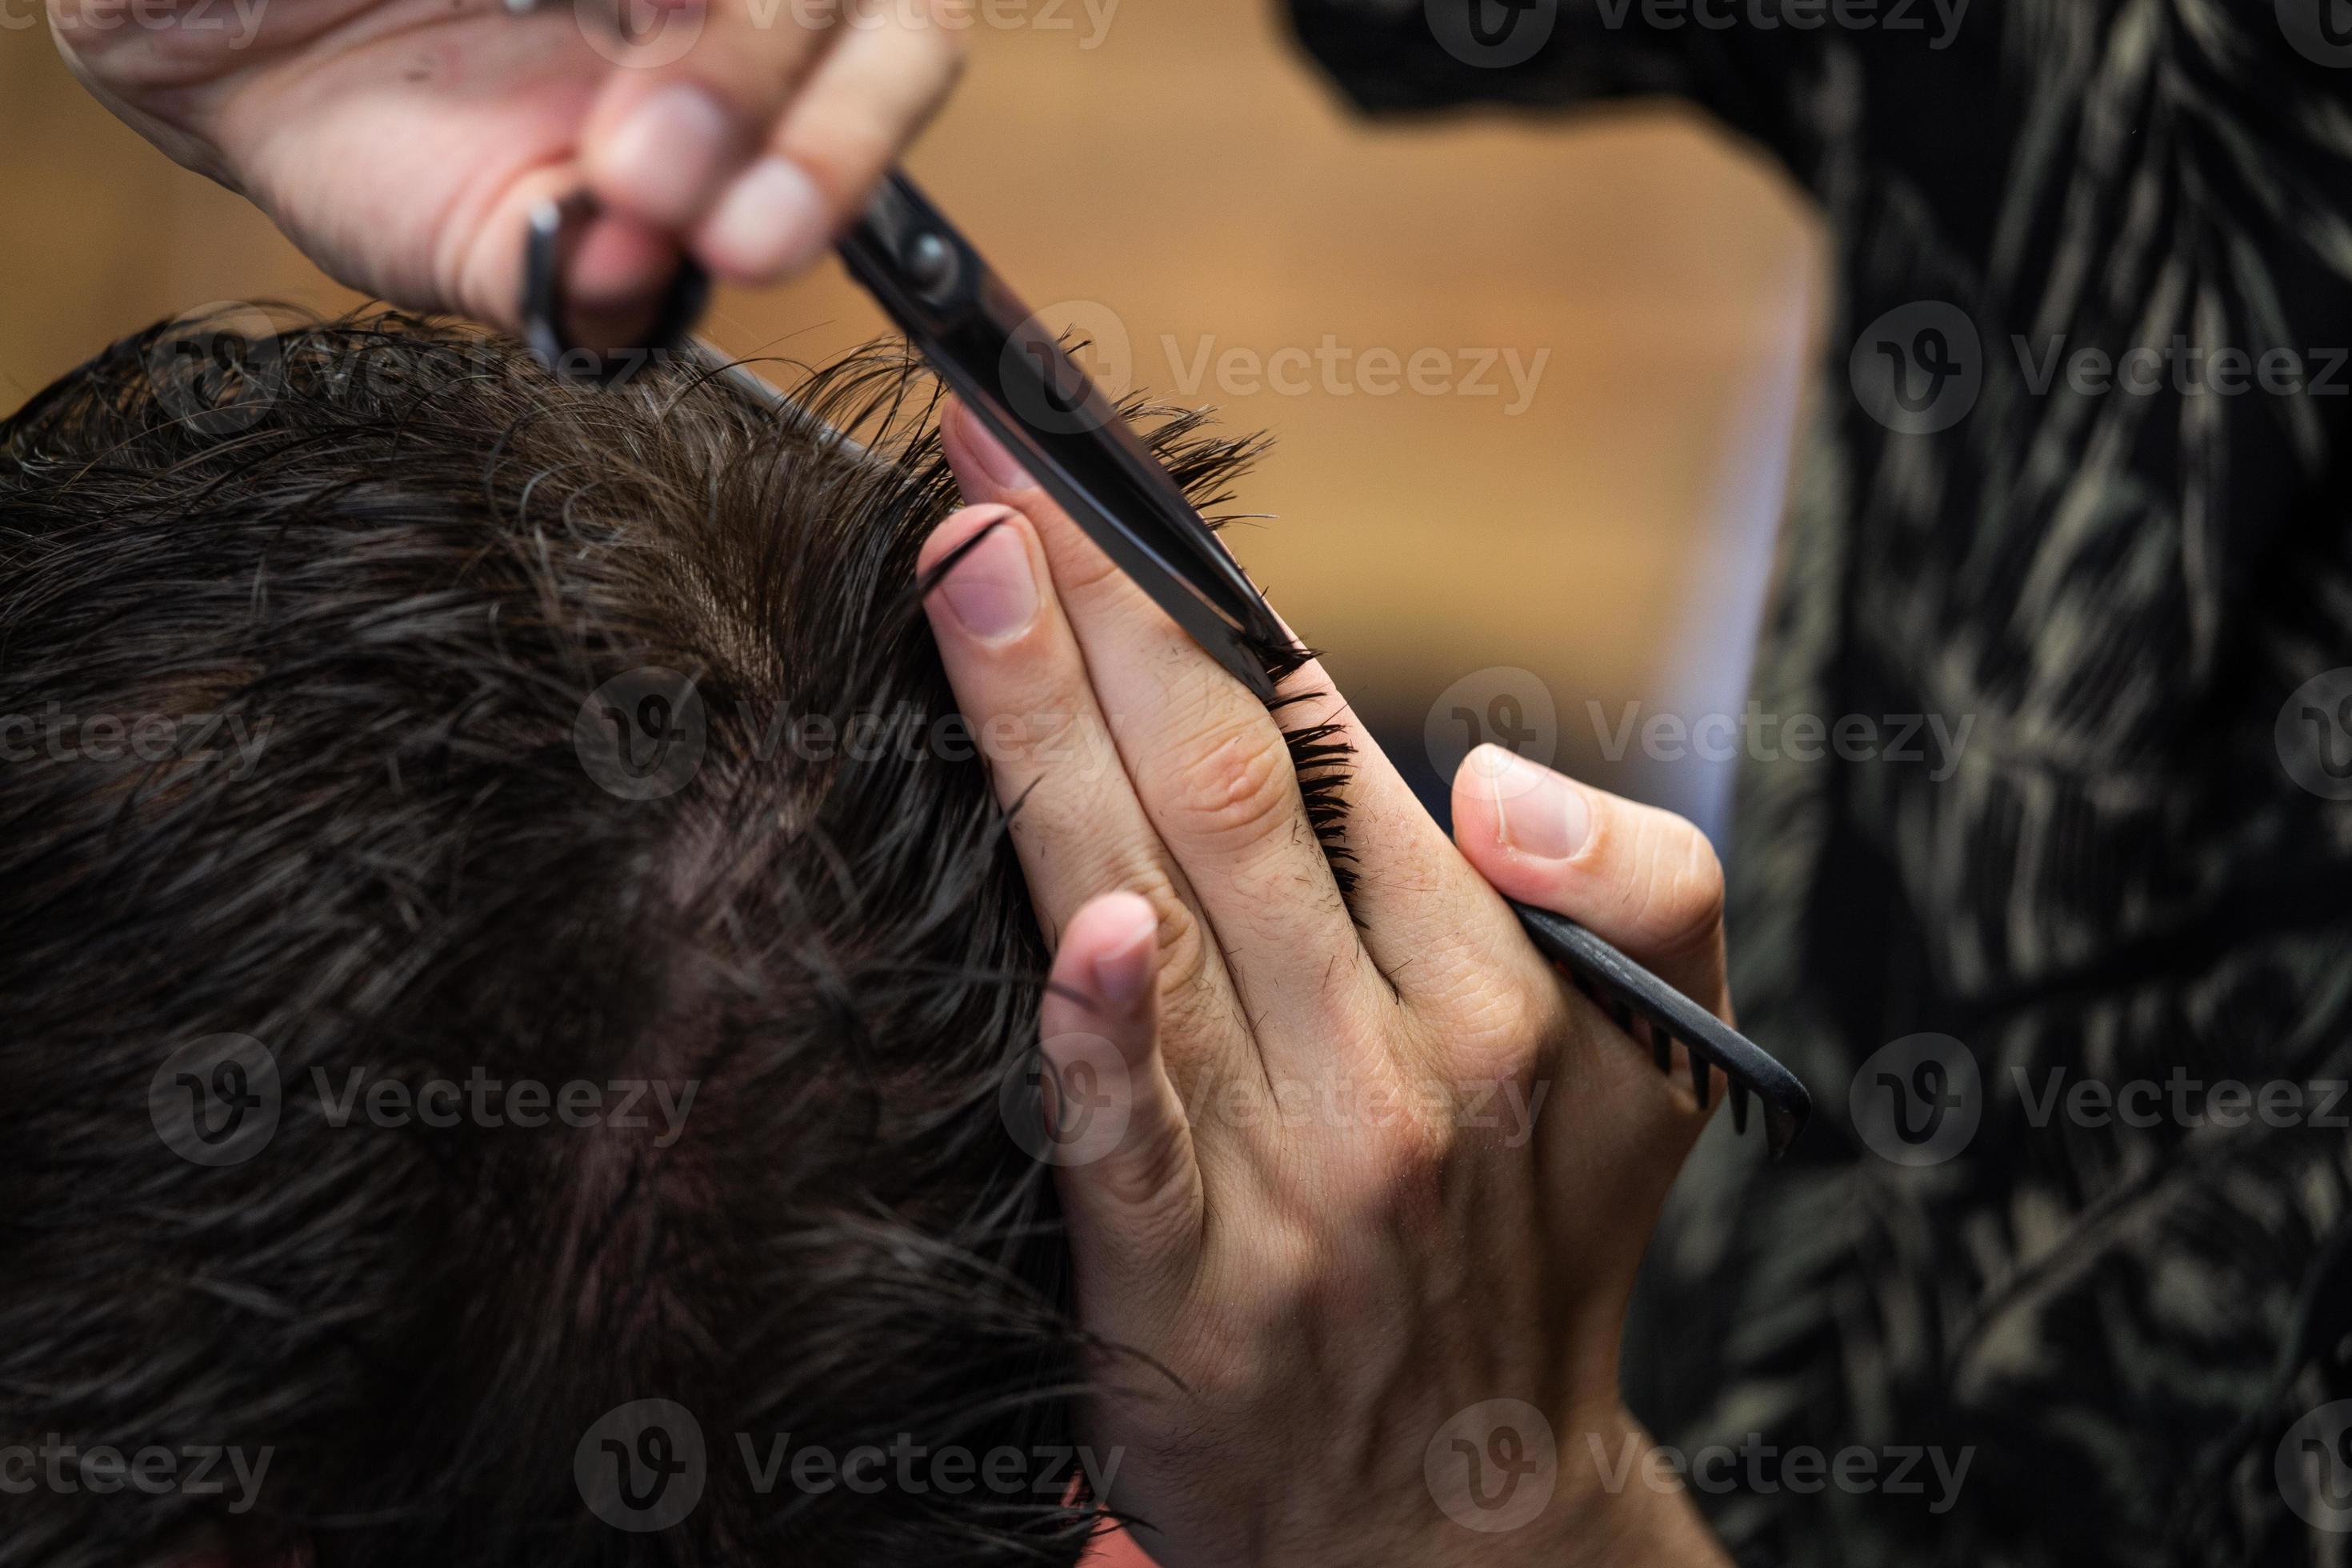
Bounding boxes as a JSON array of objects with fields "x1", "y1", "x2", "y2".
[{"x1": 1283, "y1": 2, "x2": 2352, "y2": 1562}]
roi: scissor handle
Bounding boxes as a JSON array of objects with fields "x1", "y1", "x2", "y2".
[
  {"x1": 838, "y1": 171, "x2": 1289, "y2": 702},
  {"x1": 520, "y1": 192, "x2": 710, "y2": 387}
]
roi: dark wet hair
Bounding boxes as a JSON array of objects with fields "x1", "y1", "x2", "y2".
[{"x1": 0, "y1": 312, "x2": 1334, "y2": 1568}]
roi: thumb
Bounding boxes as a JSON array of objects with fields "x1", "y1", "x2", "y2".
[
  {"x1": 1450, "y1": 745, "x2": 1731, "y2": 1022},
  {"x1": 1033, "y1": 892, "x2": 1204, "y2": 1322}
]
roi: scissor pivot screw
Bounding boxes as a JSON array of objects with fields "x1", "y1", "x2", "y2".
[{"x1": 906, "y1": 233, "x2": 959, "y2": 302}]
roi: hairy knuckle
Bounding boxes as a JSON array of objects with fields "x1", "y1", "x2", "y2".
[
  {"x1": 1114, "y1": 858, "x2": 1210, "y2": 1001},
  {"x1": 1164, "y1": 717, "x2": 1295, "y2": 853}
]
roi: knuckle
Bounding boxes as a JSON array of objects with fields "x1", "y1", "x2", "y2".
[
  {"x1": 1452, "y1": 978, "x2": 1561, "y2": 1070},
  {"x1": 1112, "y1": 857, "x2": 1212, "y2": 1004},
  {"x1": 1242, "y1": 1223, "x2": 1334, "y2": 1323},
  {"x1": 785, "y1": 128, "x2": 893, "y2": 206},
  {"x1": 1044, "y1": 534, "x2": 1132, "y2": 602},
  {"x1": 977, "y1": 704, "x2": 1086, "y2": 790},
  {"x1": 1098, "y1": 1113, "x2": 1198, "y2": 1222},
  {"x1": 1362, "y1": 1115, "x2": 1452, "y2": 1222},
  {"x1": 1162, "y1": 714, "x2": 1298, "y2": 854}
]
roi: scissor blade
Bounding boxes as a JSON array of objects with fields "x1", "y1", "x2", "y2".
[
  {"x1": 838, "y1": 173, "x2": 1288, "y2": 702},
  {"x1": 953, "y1": 390, "x2": 1282, "y2": 702}
]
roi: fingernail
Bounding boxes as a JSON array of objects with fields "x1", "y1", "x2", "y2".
[
  {"x1": 1488, "y1": 749, "x2": 1590, "y2": 861},
  {"x1": 702, "y1": 156, "x2": 829, "y2": 280},
  {"x1": 954, "y1": 405, "x2": 1033, "y2": 490},
  {"x1": 602, "y1": 85, "x2": 736, "y2": 226},
  {"x1": 938, "y1": 522, "x2": 1038, "y2": 643},
  {"x1": 1090, "y1": 898, "x2": 1158, "y2": 1008}
]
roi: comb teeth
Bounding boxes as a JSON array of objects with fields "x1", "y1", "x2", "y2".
[{"x1": 1506, "y1": 901, "x2": 1811, "y2": 1158}]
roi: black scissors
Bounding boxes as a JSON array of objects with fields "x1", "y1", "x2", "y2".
[{"x1": 521, "y1": 177, "x2": 1812, "y2": 1157}]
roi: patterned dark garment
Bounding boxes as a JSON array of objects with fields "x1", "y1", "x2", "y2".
[{"x1": 1284, "y1": 2, "x2": 2352, "y2": 1562}]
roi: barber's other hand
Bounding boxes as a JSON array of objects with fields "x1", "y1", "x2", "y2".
[
  {"x1": 52, "y1": 0, "x2": 966, "y2": 346},
  {"x1": 919, "y1": 401, "x2": 1734, "y2": 1568}
]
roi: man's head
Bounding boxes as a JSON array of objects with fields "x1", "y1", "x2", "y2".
[{"x1": 0, "y1": 312, "x2": 1269, "y2": 1567}]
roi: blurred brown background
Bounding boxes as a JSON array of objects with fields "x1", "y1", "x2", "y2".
[{"x1": 0, "y1": 0, "x2": 1818, "y2": 830}]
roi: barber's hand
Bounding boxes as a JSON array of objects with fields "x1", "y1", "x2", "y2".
[
  {"x1": 52, "y1": 0, "x2": 965, "y2": 345},
  {"x1": 919, "y1": 401, "x2": 1734, "y2": 1568}
]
